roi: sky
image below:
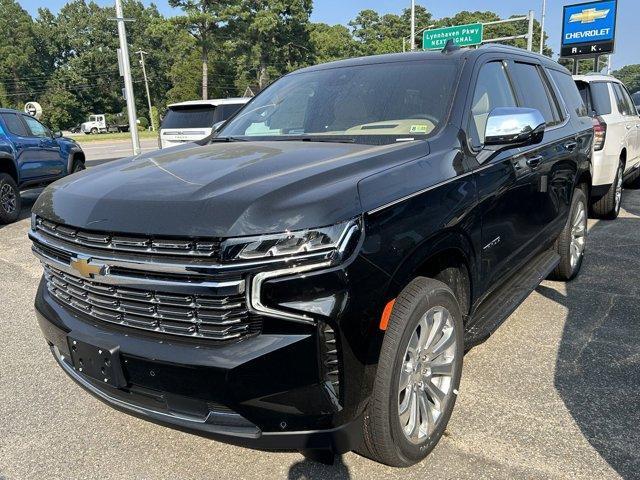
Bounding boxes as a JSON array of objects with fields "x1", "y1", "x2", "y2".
[{"x1": 19, "y1": 0, "x2": 638, "y2": 69}]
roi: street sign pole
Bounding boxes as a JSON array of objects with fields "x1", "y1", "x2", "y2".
[
  {"x1": 540, "y1": 0, "x2": 547, "y2": 54},
  {"x1": 410, "y1": 0, "x2": 416, "y2": 51},
  {"x1": 527, "y1": 10, "x2": 534, "y2": 51},
  {"x1": 114, "y1": 0, "x2": 140, "y2": 156}
]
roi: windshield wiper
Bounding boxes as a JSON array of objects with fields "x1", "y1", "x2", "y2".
[
  {"x1": 274, "y1": 136, "x2": 356, "y2": 144},
  {"x1": 209, "y1": 136, "x2": 248, "y2": 142}
]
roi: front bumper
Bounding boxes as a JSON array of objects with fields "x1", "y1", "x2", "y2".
[{"x1": 34, "y1": 267, "x2": 377, "y2": 453}]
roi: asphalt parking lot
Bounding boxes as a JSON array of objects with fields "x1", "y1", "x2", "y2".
[
  {"x1": 78, "y1": 138, "x2": 159, "y2": 165},
  {"x1": 1, "y1": 188, "x2": 639, "y2": 480}
]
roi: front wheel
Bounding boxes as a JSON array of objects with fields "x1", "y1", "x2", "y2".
[
  {"x1": 0, "y1": 173, "x2": 21, "y2": 224},
  {"x1": 90, "y1": 127, "x2": 98, "y2": 134},
  {"x1": 552, "y1": 188, "x2": 587, "y2": 281},
  {"x1": 358, "y1": 277, "x2": 463, "y2": 467}
]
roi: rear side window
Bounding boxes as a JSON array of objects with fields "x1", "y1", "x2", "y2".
[
  {"x1": 613, "y1": 83, "x2": 637, "y2": 116},
  {"x1": 221, "y1": 103, "x2": 244, "y2": 120},
  {"x1": 510, "y1": 62, "x2": 560, "y2": 125},
  {"x1": 469, "y1": 61, "x2": 517, "y2": 147},
  {"x1": 548, "y1": 69, "x2": 588, "y2": 118},
  {"x1": 588, "y1": 82, "x2": 612, "y2": 115},
  {"x1": 0, "y1": 113, "x2": 29, "y2": 136},
  {"x1": 162, "y1": 106, "x2": 217, "y2": 129}
]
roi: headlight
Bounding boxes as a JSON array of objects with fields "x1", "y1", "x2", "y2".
[{"x1": 221, "y1": 219, "x2": 360, "y2": 263}]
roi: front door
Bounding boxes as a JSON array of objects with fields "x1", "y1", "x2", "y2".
[{"x1": 20, "y1": 114, "x2": 64, "y2": 180}]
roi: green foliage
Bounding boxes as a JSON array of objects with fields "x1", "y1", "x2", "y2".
[
  {"x1": 613, "y1": 64, "x2": 640, "y2": 94},
  {"x1": 150, "y1": 105, "x2": 159, "y2": 131},
  {"x1": 138, "y1": 116, "x2": 149, "y2": 128}
]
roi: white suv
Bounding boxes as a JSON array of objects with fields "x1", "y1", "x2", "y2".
[{"x1": 574, "y1": 74, "x2": 640, "y2": 219}]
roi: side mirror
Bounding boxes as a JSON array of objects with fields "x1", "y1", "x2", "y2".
[
  {"x1": 53, "y1": 131, "x2": 63, "y2": 138},
  {"x1": 484, "y1": 107, "x2": 545, "y2": 148}
]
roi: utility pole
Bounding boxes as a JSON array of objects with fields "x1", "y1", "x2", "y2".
[
  {"x1": 526, "y1": 10, "x2": 534, "y2": 52},
  {"x1": 410, "y1": 0, "x2": 416, "y2": 51},
  {"x1": 112, "y1": 0, "x2": 140, "y2": 155},
  {"x1": 539, "y1": 0, "x2": 547, "y2": 54},
  {"x1": 136, "y1": 50, "x2": 154, "y2": 132}
]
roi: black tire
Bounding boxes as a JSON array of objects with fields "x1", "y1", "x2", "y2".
[
  {"x1": 0, "y1": 173, "x2": 21, "y2": 224},
  {"x1": 71, "y1": 158, "x2": 85, "y2": 173},
  {"x1": 552, "y1": 188, "x2": 587, "y2": 281},
  {"x1": 90, "y1": 127, "x2": 98, "y2": 134},
  {"x1": 357, "y1": 277, "x2": 464, "y2": 467},
  {"x1": 592, "y1": 163, "x2": 623, "y2": 219},
  {"x1": 624, "y1": 168, "x2": 640, "y2": 189}
]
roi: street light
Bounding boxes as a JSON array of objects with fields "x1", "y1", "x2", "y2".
[{"x1": 540, "y1": 0, "x2": 547, "y2": 54}]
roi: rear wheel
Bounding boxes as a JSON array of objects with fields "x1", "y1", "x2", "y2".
[
  {"x1": 552, "y1": 188, "x2": 587, "y2": 281},
  {"x1": 358, "y1": 277, "x2": 463, "y2": 467},
  {"x1": 592, "y1": 163, "x2": 623, "y2": 219},
  {"x1": 0, "y1": 173, "x2": 21, "y2": 224}
]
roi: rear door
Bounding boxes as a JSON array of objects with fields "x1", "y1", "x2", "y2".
[
  {"x1": 611, "y1": 82, "x2": 640, "y2": 170},
  {"x1": 507, "y1": 60, "x2": 577, "y2": 248},
  {"x1": 615, "y1": 83, "x2": 640, "y2": 167}
]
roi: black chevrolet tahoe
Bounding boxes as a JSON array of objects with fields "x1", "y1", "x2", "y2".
[{"x1": 30, "y1": 44, "x2": 593, "y2": 467}]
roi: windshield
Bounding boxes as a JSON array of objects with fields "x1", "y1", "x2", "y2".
[
  {"x1": 162, "y1": 106, "x2": 217, "y2": 129},
  {"x1": 219, "y1": 59, "x2": 460, "y2": 144}
]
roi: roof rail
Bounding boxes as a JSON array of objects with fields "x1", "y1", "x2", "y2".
[{"x1": 478, "y1": 43, "x2": 532, "y2": 53}]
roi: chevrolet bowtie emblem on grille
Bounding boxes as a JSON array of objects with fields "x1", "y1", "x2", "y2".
[
  {"x1": 70, "y1": 257, "x2": 104, "y2": 278},
  {"x1": 569, "y1": 8, "x2": 610, "y2": 24}
]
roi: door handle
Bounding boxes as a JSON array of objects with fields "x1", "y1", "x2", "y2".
[
  {"x1": 526, "y1": 156, "x2": 543, "y2": 169},
  {"x1": 626, "y1": 124, "x2": 633, "y2": 130},
  {"x1": 564, "y1": 141, "x2": 578, "y2": 152}
]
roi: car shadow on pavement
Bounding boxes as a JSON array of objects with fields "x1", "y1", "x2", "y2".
[
  {"x1": 287, "y1": 454, "x2": 351, "y2": 479},
  {"x1": 537, "y1": 203, "x2": 640, "y2": 478}
]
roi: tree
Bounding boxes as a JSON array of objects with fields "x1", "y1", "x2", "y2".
[
  {"x1": 310, "y1": 23, "x2": 361, "y2": 64},
  {"x1": 0, "y1": 0, "x2": 40, "y2": 107},
  {"x1": 168, "y1": 0, "x2": 235, "y2": 100},
  {"x1": 613, "y1": 64, "x2": 640, "y2": 94},
  {"x1": 232, "y1": 0, "x2": 314, "y2": 90}
]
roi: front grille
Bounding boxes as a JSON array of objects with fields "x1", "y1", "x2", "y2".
[
  {"x1": 43, "y1": 264, "x2": 260, "y2": 341},
  {"x1": 35, "y1": 217, "x2": 222, "y2": 259}
]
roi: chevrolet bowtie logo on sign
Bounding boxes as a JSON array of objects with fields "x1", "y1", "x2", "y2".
[
  {"x1": 561, "y1": 0, "x2": 617, "y2": 58},
  {"x1": 569, "y1": 7, "x2": 610, "y2": 24},
  {"x1": 70, "y1": 257, "x2": 104, "y2": 279}
]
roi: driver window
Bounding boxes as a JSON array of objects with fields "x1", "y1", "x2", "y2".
[
  {"x1": 23, "y1": 115, "x2": 51, "y2": 138},
  {"x1": 470, "y1": 61, "x2": 517, "y2": 148}
]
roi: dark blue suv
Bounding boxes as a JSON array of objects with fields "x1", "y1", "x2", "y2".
[{"x1": 0, "y1": 109, "x2": 85, "y2": 224}]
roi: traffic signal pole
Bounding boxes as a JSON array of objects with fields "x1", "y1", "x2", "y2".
[{"x1": 114, "y1": 0, "x2": 140, "y2": 156}]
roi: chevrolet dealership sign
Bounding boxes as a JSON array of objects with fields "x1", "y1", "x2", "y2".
[{"x1": 561, "y1": 0, "x2": 617, "y2": 57}]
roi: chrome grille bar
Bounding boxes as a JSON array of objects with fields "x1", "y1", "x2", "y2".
[
  {"x1": 43, "y1": 265, "x2": 257, "y2": 340},
  {"x1": 35, "y1": 217, "x2": 222, "y2": 258}
]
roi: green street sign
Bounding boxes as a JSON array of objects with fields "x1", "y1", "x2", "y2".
[{"x1": 422, "y1": 23, "x2": 484, "y2": 50}]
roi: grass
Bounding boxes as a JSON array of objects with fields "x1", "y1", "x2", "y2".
[{"x1": 67, "y1": 130, "x2": 159, "y2": 144}]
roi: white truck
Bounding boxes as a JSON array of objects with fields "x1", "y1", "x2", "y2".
[{"x1": 80, "y1": 114, "x2": 130, "y2": 134}]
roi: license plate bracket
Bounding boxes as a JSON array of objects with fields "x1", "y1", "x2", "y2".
[{"x1": 67, "y1": 335, "x2": 126, "y2": 388}]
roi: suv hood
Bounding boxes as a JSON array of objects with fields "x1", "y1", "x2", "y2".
[{"x1": 34, "y1": 140, "x2": 428, "y2": 237}]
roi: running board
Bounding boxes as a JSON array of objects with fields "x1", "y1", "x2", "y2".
[{"x1": 464, "y1": 249, "x2": 560, "y2": 349}]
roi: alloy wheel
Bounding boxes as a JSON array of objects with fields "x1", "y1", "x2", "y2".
[
  {"x1": 398, "y1": 306, "x2": 457, "y2": 444},
  {"x1": 570, "y1": 200, "x2": 587, "y2": 269},
  {"x1": 615, "y1": 166, "x2": 623, "y2": 213},
  {"x1": 0, "y1": 183, "x2": 17, "y2": 214}
]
